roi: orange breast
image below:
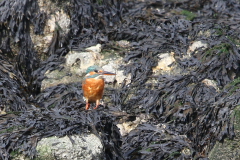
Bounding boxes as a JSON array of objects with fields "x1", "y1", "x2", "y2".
[{"x1": 82, "y1": 78, "x2": 104, "y2": 102}]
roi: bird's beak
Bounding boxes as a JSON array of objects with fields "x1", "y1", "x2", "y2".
[{"x1": 102, "y1": 71, "x2": 115, "y2": 75}]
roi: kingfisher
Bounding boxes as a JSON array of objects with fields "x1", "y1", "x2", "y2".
[{"x1": 82, "y1": 65, "x2": 115, "y2": 110}]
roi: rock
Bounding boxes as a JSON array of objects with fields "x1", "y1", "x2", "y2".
[
  {"x1": 65, "y1": 44, "x2": 102, "y2": 72},
  {"x1": 11, "y1": 134, "x2": 103, "y2": 160},
  {"x1": 30, "y1": 0, "x2": 70, "y2": 56},
  {"x1": 0, "y1": 104, "x2": 6, "y2": 115},
  {"x1": 101, "y1": 59, "x2": 131, "y2": 84},
  {"x1": 115, "y1": 70, "x2": 131, "y2": 84},
  {"x1": 116, "y1": 40, "x2": 130, "y2": 48},
  {"x1": 181, "y1": 147, "x2": 191, "y2": 157},
  {"x1": 117, "y1": 114, "x2": 146, "y2": 136},
  {"x1": 36, "y1": 134, "x2": 103, "y2": 160},
  {"x1": 12, "y1": 154, "x2": 29, "y2": 160},
  {"x1": 117, "y1": 122, "x2": 138, "y2": 137},
  {"x1": 201, "y1": 79, "x2": 219, "y2": 92},
  {"x1": 187, "y1": 41, "x2": 208, "y2": 54},
  {"x1": 65, "y1": 51, "x2": 98, "y2": 75},
  {"x1": 44, "y1": 10, "x2": 70, "y2": 34},
  {"x1": 85, "y1": 44, "x2": 102, "y2": 53},
  {"x1": 102, "y1": 63, "x2": 116, "y2": 83},
  {"x1": 41, "y1": 67, "x2": 81, "y2": 90},
  {"x1": 42, "y1": 43, "x2": 129, "y2": 90},
  {"x1": 197, "y1": 30, "x2": 211, "y2": 38},
  {"x1": 152, "y1": 52, "x2": 175, "y2": 73}
]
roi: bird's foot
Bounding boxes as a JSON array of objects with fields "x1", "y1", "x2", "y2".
[
  {"x1": 93, "y1": 105, "x2": 98, "y2": 109},
  {"x1": 85, "y1": 102, "x2": 89, "y2": 110}
]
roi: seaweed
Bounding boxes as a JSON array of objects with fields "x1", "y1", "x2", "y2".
[{"x1": 1, "y1": 0, "x2": 240, "y2": 159}]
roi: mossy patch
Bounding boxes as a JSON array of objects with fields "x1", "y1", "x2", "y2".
[
  {"x1": 97, "y1": 0, "x2": 102, "y2": 5},
  {"x1": 6, "y1": 111, "x2": 21, "y2": 115},
  {"x1": 180, "y1": 10, "x2": 196, "y2": 21},
  {"x1": 225, "y1": 77, "x2": 240, "y2": 96},
  {"x1": 232, "y1": 105, "x2": 240, "y2": 132},
  {"x1": 214, "y1": 28, "x2": 224, "y2": 36},
  {"x1": 101, "y1": 50, "x2": 117, "y2": 60},
  {"x1": 165, "y1": 151, "x2": 181, "y2": 159},
  {"x1": 101, "y1": 41, "x2": 128, "y2": 59},
  {"x1": 226, "y1": 35, "x2": 240, "y2": 46},
  {"x1": 36, "y1": 146, "x2": 53, "y2": 159},
  {"x1": 201, "y1": 43, "x2": 231, "y2": 61},
  {"x1": 208, "y1": 105, "x2": 240, "y2": 160},
  {"x1": 10, "y1": 149, "x2": 20, "y2": 159},
  {"x1": 0, "y1": 125, "x2": 23, "y2": 134}
]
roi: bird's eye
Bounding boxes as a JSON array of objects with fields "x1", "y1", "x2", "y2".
[{"x1": 94, "y1": 70, "x2": 98, "y2": 73}]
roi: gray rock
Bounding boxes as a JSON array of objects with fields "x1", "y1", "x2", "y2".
[
  {"x1": 42, "y1": 43, "x2": 129, "y2": 90},
  {"x1": 102, "y1": 63, "x2": 116, "y2": 83},
  {"x1": 115, "y1": 70, "x2": 131, "y2": 84},
  {"x1": 36, "y1": 134, "x2": 103, "y2": 160},
  {"x1": 102, "y1": 59, "x2": 131, "y2": 84},
  {"x1": 65, "y1": 51, "x2": 97, "y2": 75}
]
